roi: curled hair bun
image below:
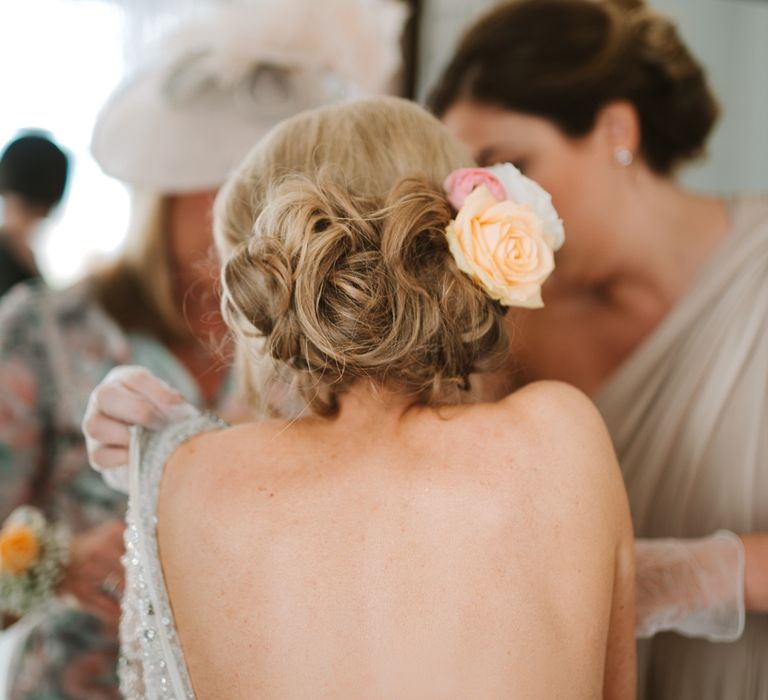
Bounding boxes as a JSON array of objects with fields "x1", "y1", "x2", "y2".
[
  {"x1": 223, "y1": 235, "x2": 293, "y2": 337},
  {"x1": 222, "y1": 173, "x2": 507, "y2": 414},
  {"x1": 214, "y1": 96, "x2": 502, "y2": 414}
]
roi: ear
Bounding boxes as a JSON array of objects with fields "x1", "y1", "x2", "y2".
[{"x1": 593, "y1": 101, "x2": 641, "y2": 158}]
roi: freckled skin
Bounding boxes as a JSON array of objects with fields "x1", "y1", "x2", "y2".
[{"x1": 158, "y1": 381, "x2": 635, "y2": 699}]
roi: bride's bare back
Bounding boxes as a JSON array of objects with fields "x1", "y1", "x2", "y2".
[{"x1": 157, "y1": 381, "x2": 635, "y2": 699}]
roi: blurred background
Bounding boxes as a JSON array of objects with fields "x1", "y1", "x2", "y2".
[{"x1": 2, "y1": 0, "x2": 767, "y2": 287}]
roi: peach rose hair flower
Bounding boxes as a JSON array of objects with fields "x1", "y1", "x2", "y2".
[{"x1": 443, "y1": 166, "x2": 564, "y2": 308}]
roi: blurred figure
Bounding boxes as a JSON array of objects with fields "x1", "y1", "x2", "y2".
[
  {"x1": 0, "y1": 1, "x2": 405, "y2": 697},
  {"x1": 431, "y1": 0, "x2": 768, "y2": 698},
  {"x1": 0, "y1": 133, "x2": 68, "y2": 297}
]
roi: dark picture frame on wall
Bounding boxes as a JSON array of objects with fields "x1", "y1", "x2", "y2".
[{"x1": 401, "y1": 0, "x2": 423, "y2": 99}]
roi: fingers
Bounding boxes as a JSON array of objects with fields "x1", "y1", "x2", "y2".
[
  {"x1": 82, "y1": 401, "x2": 131, "y2": 471},
  {"x1": 82, "y1": 365, "x2": 199, "y2": 472},
  {"x1": 113, "y1": 365, "x2": 187, "y2": 410},
  {"x1": 85, "y1": 586, "x2": 123, "y2": 628},
  {"x1": 99, "y1": 571, "x2": 125, "y2": 599},
  {"x1": 101, "y1": 465, "x2": 130, "y2": 493},
  {"x1": 89, "y1": 445, "x2": 129, "y2": 471},
  {"x1": 87, "y1": 381, "x2": 171, "y2": 430},
  {"x1": 82, "y1": 385, "x2": 144, "y2": 471},
  {"x1": 99, "y1": 366, "x2": 198, "y2": 425},
  {"x1": 63, "y1": 522, "x2": 126, "y2": 623},
  {"x1": 83, "y1": 412, "x2": 130, "y2": 447}
]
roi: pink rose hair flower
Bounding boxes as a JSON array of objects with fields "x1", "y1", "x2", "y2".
[{"x1": 443, "y1": 167, "x2": 506, "y2": 210}]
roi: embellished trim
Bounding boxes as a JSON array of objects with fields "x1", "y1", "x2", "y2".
[{"x1": 121, "y1": 413, "x2": 226, "y2": 699}]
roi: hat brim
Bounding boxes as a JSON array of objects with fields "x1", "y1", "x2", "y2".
[{"x1": 91, "y1": 60, "x2": 331, "y2": 193}]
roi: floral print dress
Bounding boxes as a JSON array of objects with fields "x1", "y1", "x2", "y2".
[{"x1": 0, "y1": 280, "x2": 236, "y2": 699}]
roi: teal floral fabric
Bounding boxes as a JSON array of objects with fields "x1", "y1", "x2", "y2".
[{"x1": 0, "y1": 281, "x2": 235, "y2": 699}]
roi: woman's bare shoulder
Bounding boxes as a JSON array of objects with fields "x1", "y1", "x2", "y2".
[
  {"x1": 170, "y1": 418, "x2": 287, "y2": 458},
  {"x1": 160, "y1": 419, "x2": 290, "y2": 503},
  {"x1": 502, "y1": 379, "x2": 605, "y2": 425},
  {"x1": 502, "y1": 381, "x2": 613, "y2": 451},
  {"x1": 477, "y1": 381, "x2": 625, "y2": 511}
]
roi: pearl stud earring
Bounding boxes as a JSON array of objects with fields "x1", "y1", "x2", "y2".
[{"x1": 614, "y1": 146, "x2": 634, "y2": 167}]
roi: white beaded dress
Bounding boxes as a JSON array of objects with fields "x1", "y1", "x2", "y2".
[{"x1": 119, "y1": 413, "x2": 224, "y2": 700}]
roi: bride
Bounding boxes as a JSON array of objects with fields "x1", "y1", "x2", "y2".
[{"x1": 85, "y1": 97, "x2": 635, "y2": 698}]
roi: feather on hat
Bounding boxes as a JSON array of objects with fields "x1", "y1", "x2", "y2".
[{"x1": 92, "y1": 0, "x2": 408, "y2": 192}]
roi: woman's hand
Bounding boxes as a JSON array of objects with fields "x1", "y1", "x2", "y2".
[
  {"x1": 60, "y1": 519, "x2": 126, "y2": 629},
  {"x1": 82, "y1": 365, "x2": 196, "y2": 474},
  {"x1": 635, "y1": 531, "x2": 745, "y2": 642}
]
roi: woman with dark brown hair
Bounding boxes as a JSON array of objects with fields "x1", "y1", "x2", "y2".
[{"x1": 430, "y1": 0, "x2": 767, "y2": 698}]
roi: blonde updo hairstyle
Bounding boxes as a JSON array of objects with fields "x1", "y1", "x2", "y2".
[{"x1": 215, "y1": 97, "x2": 508, "y2": 416}]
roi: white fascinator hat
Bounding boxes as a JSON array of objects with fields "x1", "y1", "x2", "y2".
[{"x1": 91, "y1": 0, "x2": 408, "y2": 193}]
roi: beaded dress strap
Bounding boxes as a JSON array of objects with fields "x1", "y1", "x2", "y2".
[{"x1": 121, "y1": 412, "x2": 226, "y2": 699}]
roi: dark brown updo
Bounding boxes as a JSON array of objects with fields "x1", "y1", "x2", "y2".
[{"x1": 429, "y1": 0, "x2": 719, "y2": 174}]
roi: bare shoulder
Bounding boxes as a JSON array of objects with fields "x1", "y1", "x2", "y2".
[
  {"x1": 159, "y1": 419, "x2": 287, "y2": 517},
  {"x1": 164, "y1": 416, "x2": 288, "y2": 470},
  {"x1": 503, "y1": 380, "x2": 608, "y2": 432},
  {"x1": 481, "y1": 381, "x2": 626, "y2": 518},
  {"x1": 167, "y1": 419, "x2": 278, "y2": 465},
  {"x1": 480, "y1": 380, "x2": 615, "y2": 459}
]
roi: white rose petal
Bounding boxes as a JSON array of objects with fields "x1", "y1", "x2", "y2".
[{"x1": 486, "y1": 163, "x2": 565, "y2": 251}]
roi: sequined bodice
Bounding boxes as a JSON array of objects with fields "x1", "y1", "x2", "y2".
[{"x1": 120, "y1": 413, "x2": 225, "y2": 700}]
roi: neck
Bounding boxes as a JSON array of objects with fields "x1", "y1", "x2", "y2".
[
  {"x1": 620, "y1": 175, "x2": 727, "y2": 298},
  {"x1": 334, "y1": 381, "x2": 419, "y2": 429},
  {"x1": 556, "y1": 173, "x2": 729, "y2": 315}
]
